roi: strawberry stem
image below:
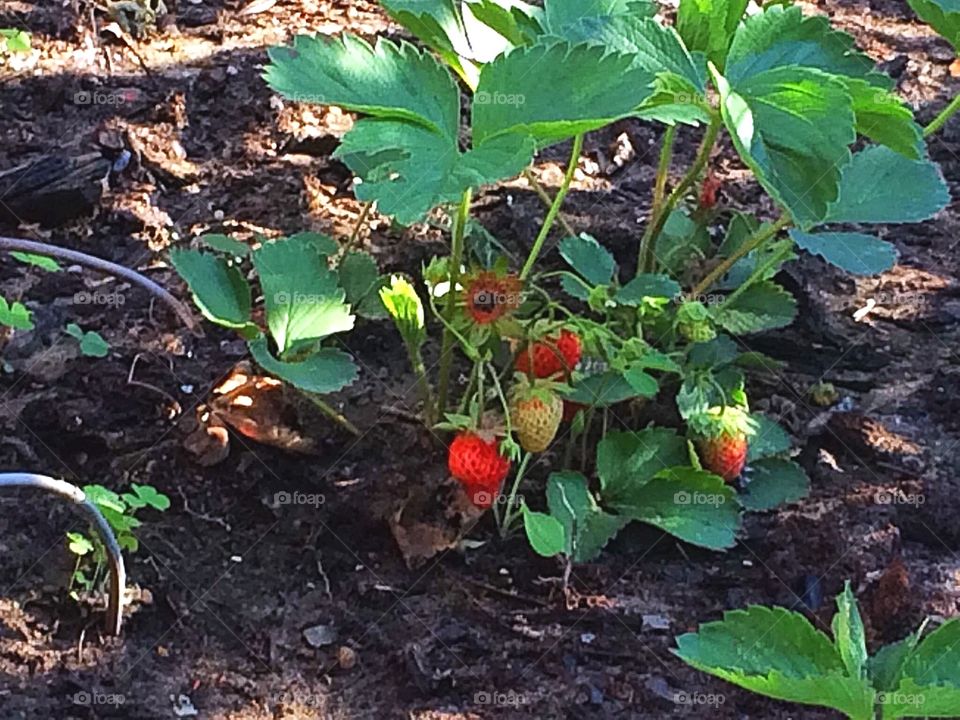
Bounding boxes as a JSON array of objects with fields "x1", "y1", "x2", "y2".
[{"x1": 436, "y1": 189, "x2": 473, "y2": 415}]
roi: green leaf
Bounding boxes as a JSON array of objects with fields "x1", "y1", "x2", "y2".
[
  {"x1": 614, "y1": 466, "x2": 741, "y2": 549},
  {"x1": 67, "y1": 532, "x2": 94, "y2": 556},
  {"x1": 380, "y1": 275, "x2": 426, "y2": 349},
  {"x1": 379, "y1": 0, "x2": 477, "y2": 85},
  {"x1": 253, "y1": 236, "x2": 355, "y2": 354},
  {"x1": 0, "y1": 296, "x2": 33, "y2": 330},
  {"x1": 201, "y1": 234, "x2": 251, "y2": 257},
  {"x1": 546, "y1": 471, "x2": 626, "y2": 563},
  {"x1": 869, "y1": 637, "x2": 919, "y2": 692},
  {"x1": 740, "y1": 458, "x2": 810, "y2": 511},
  {"x1": 563, "y1": 371, "x2": 638, "y2": 407},
  {"x1": 908, "y1": 0, "x2": 960, "y2": 50},
  {"x1": 616, "y1": 274, "x2": 681, "y2": 305},
  {"x1": 335, "y1": 118, "x2": 534, "y2": 224},
  {"x1": 715, "y1": 281, "x2": 796, "y2": 334},
  {"x1": 714, "y1": 66, "x2": 855, "y2": 228},
  {"x1": 825, "y1": 145, "x2": 951, "y2": 224},
  {"x1": 674, "y1": 605, "x2": 876, "y2": 720},
  {"x1": 170, "y1": 249, "x2": 255, "y2": 332},
  {"x1": 65, "y1": 323, "x2": 109, "y2": 358},
  {"x1": 472, "y1": 41, "x2": 654, "y2": 147},
  {"x1": 287, "y1": 232, "x2": 339, "y2": 256},
  {"x1": 84, "y1": 485, "x2": 126, "y2": 515},
  {"x1": 747, "y1": 414, "x2": 791, "y2": 461},
  {"x1": 1, "y1": 28, "x2": 30, "y2": 53},
  {"x1": 248, "y1": 336, "x2": 358, "y2": 395},
  {"x1": 265, "y1": 34, "x2": 459, "y2": 136},
  {"x1": 884, "y1": 618, "x2": 960, "y2": 718},
  {"x1": 846, "y1": 81, "x2": 922, "y2": 159},
  {"x1": 466, "y1": 0, "x2": 544, "y2": 47},
  {"x1": 11, "y1": 252, "x2": 60, "y2": 271},
  {"x1": 622, "y1": 366, "x2": 659, "y2": 397},
  {"x1": 522, "y1": 504, "x2": 567, "y2": 557},
  {"x1": 677, "y1": 0, "x2": 749, "y2": 70},
  {"x1": 543, "y1": 0, "x2": 655, "y2": 34},
  {"x1": 559, "y1": 234, "x2": 615, "y2": 285},
  {"x1": 790, "y1": 230, "x2": 898, "y2": 276},
  {"x1": 121, "y1": 483, "x2": 171, "y2": 511},
  {"x1": 725, "y1": 5, "x2": 885, "y2": 86},
  {"x1": 338, "y1": 251, "x2": 380, "y2": 308},
  {"x1": 654, "y1": 209, "x2": 710, "y2": 274},
  {"x1": 597, "y1": 428, "x2": 690, "y2": 503},
  {"x1": 832, "y1": 582, "x2": 868, "y2": 680}
]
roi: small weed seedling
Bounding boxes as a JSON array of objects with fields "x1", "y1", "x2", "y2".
[
  {"x1": 0, "y1": 28, "x2": 30, "y2": 55},
  {"x1": 675, "y1": 582, "x2": 960, "y2": 719}
]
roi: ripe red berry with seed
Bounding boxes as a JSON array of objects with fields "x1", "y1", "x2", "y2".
[
  {"x1": 448, "y1": 432, "x2": 511, "y2": 507},
  {"x1": 690, "y1": 407, "x2": 754, "y2": 482},
  {"x1": 515, "y1": 329, "x2": 582, "y2": 379}
]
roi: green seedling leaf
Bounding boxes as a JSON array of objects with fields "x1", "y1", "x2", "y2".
[
  {"x1": 597, "y1": 428, "x2": 690, "y2": 503},
  {"x1": 674, "y1": 605, "x2": 876, "y2": 720},
  {"x1": 546, "y1": 471, "x2": 626, "y2": 563},
  {"x1": 908, "y1": 0, "x2": 960, "y2": 50},
  {"x1": 253, "y1": 236, "x2": 355, "y2": 354},
  {"x1": 472, "y1": 42, "x2": 654, "y2": 147},
  {"x1": 83, "y1": 485, "x2": 126, "y2": 514},
  {"x1": 118, "y1": 534, "x2": 139, "y2": 553},
  {"x1": 747, "y1": 414, "x2": 791, "y2": 461},
  {"x1": 825, "y1": 145, "x2": 950, "y2": 225},
  {"x1": 170, "y1": 249, "x2": 255, "y2": 333},
  {"x1": 201, "y1": 233, "x2": 251, "y2": 257},
  {"x1": 883, "y1": 617, "x2": 960, "y2": 718},
  {"x1": 248, "y1": 336, "x2": 358, "y2": 395},
  {"x1": 832, "y1": 581, "x2": 868, "y2": 680},
  {"x1": 715, "y1": 281, "x2": 797, "y2": 334},
  {"x1": 790, "y1": 230, "x2": 898, "y2": 276},
  {"x1": 522, "y1": 503, "x2": 567, "y2": 557},
  {"x1": 1, "y1": 28, "x2": 30, "y2": 53},
  {"x1": 739, "y1": 458, "x2": 810, "y2": 511},
  {"x1": 713, "y1": 65, "x2": 855, "y2": 228},
  {"x1": 614, "y1": 466, "x2": 741, "y2": 549},
  {"x1": 677, "y1": 0, "x2": 749, "y2": 70},
  {"x1": 65, "y1": 323, "x2": 109, "y2": 358},
  {"x1": 0, "y1": 296, "x2": 33, "y2": 330},
  {"x1": 121, "y1": 483, "x2": 171, "y2": 511},
  {"x1": 559, "y1": 234, "x2": 615, "y2": 285},
  {"x1": 11, "y1": 252, "x2": 60, "y2": 271},
  {"x1": 616, "y1": 274, "x2": 681, "y2": 305},
  {"x1": 67, "y1": 532, "x2": 94, "y2": 556}
]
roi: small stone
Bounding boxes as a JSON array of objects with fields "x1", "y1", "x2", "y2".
[
  {"x1": 303, "y1": 624, "x2": 338, "y2": 648},
  {"x1": 338, "y1": 645, "x2": 357, "y2": 669}
]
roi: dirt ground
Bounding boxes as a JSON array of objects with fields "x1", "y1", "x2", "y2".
[{"x1": 1, "y1": 0, "x2": 959, "y2": 718}]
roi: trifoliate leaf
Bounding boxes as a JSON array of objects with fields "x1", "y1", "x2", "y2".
[
  {"x1": 676, "y1": 0, "x2": 749, "y2": 71},
  {"x1": 249, "y1": 336, "x2": 358, "y2": 395},
  {"x1": 11, "y1": 252, "x2": 60, "y2": 271},
  {"x1": 546, "y1": 471, "x2": 626, "y2": 562},
  {"x1": 613, "y1": 466, "x2": 741, "y2": 549},
  {"x1": 522, "y1": 504, "x2": 567, "y2": 557},
  {"x1": 597, "y1": 428, "x2": 690, "y2": 503},
  {"x1": 170, "y1": 249, "x2": 255, "y2": 333},
  {"x1": 472, "y1": 42, "x2": 654, "y2": 147},
  {"x1": 790, "y1": 230, "x2": 898, "y2": 276},
  {"x1": 825, "y1": 145, "x2": 950, "y2": 225},
  {"x1": 66, "y1": 532, "x2": 94, "y2": 556},
  {"x1": 832, "y1": 582, "x2": 868, "y2": 680},
  {"x1": 84, "y1": 485, "x2": 126, "y2": 514},
  {"x1": 0, "y1": 296, "x2": 33, "y2": 330},
  {"x1": 122, "y1": 483, "x2": 171, "y2": 511},
  {"x1": 559, "y1": 234, "x2": 615, "y2": 285},
  {"x1": 740, "y1": 458, "x2": 810, "y2": 511},
  {"x1": 674, "y1": 605, "x2": 876, "y2": 720},
  {"x1": 616, "y1": 274, "x2": 681, "y2": 304},
  {"x1": 65, "y1": 323, "x2": 110, "y2": 358},
  {"x1": 747, "y1": 414, "x2": 791, "y2": 461},
  {"x1": 908, "y1": 0, "x2": 960, "y2": 50},
  {"x1": 713, "y1": 66, "x2": 855, "y2": 228},
  {"x1": 253, "y1": 236, "x2": 355, "y2": 355},
  {"x1": 715, "y1": 281, "x2": 797, "y2": 334},
  {"x1": 265, "y1": 34, "x2": 459, "y2": 136}
]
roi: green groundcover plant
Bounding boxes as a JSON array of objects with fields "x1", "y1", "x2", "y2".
[
  {"x1": 675, "y1": 582, "x2": 960, "y2": 719},
  {"x1": 171, "y1": 0, "x2": 953, "y2": 559}
]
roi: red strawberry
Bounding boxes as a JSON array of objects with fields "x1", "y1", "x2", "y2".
[
  {"x1": 699, "y1": 170, "x2": 722, "y2": 210},
  {"x1": 448, "y1": 432, "x2": 511, "y2": 508},
  {"x1": 515, "y1": 329, "x2": 582, "y2": 379},
  {"x1": 695, "y1": 431, "x2": 748, "y2": 482}
]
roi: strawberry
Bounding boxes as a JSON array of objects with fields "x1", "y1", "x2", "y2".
[
  {"x1": 448, "y1": 432, "x2": 511, "y2": 507},
  {"x1": 695, "y1": 431, "x2": 748, "y2": 482},
  {"x1": 511, "y1": 386, "x2": 563, "y2": 453},
  {"x1": 515, "y1": 329, "x2": 582, "y2": 379},
  {"x1": 699, "y1": 170, "x2": 722, "y2": 210},
  {"x1": 676, "y1": 301, "x2": 716, "y2": 343}
]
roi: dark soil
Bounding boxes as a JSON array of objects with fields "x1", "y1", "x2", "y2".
[{"x1": 1, "y1": 0, "x2": 959, "y2": 718}]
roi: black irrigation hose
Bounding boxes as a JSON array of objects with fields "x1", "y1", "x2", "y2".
[{"x1": 0, "y1": 473, "x2": 126, "y2": 635}]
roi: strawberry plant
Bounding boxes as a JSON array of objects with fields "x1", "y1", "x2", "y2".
[
  {"x1": 257, "y1": 0, "x2": 951, "y2": 559},
  {"x1": 675, "y1": 582, "x2": 960, "y2": 719},
  {"x1": 908, "y1": 0, "x2": 960, "y2": 136},
  {"x1": 172, "y1": 232, "x2": 387, "y2": 434}
]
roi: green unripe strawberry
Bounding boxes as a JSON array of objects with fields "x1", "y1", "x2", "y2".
[
  {"x1": 510, "y1": 384, "x2": 563, "y2": 453},
  {"x1": 676, "y1": 301, "x2": 716, "y2": 343}
]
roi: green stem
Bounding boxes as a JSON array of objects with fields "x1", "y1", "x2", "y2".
[
  {"x1": 519, "y1": 134, "x2": 584, "y2": 281},
  {"x1": 475, "y1": 360, "x2": 486, "y2": 427},
  {"x1": 303, "y1": 393, "x2": 362, "y2": 437},
  {"x1": 637, "y1": 126, "x2": 677, "y2": 270},
  {"x1": 405, "y1": 342, "x2": 435, "y2": 427},
  {"x1": 487, "y1": 361, "x2": 513, "y2": 438},
  {"x1": 691, "y1": 214, "x2": 792, "y2": 297},
  {"x1": 924, "y1": 92, "x2": 960, "y2": 137},
  {"x1": 523, "y1": 169, "x2": 578, "y2": 238},
  {"x1": 457, "y1": 360, "x2": 480, "y2": 417},
  {"x1": 639, "y1": 114, "x2": 722, "y2": 273},
  {"x1": 436, "y1": 189, "x2": 472, "y2": 414},
  {"x1": 500, "y1": 452, "x2": 532, "y2": 537}
]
